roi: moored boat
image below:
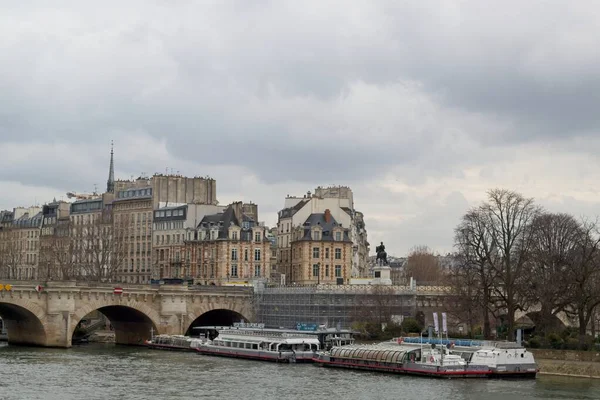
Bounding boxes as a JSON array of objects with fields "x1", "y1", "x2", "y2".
[
  {"x1": 396, "y1": 337, "x2": 538, "y2": 378},
  {"x1": 195, "y1": 330, "x2": 321, "y2": 363},
  {"x1": 145, "y1": 334, "x2": 206, "y2": 351},
  {"x1": 313, "y1": 342, "x2": 491, "y2": 378},
  {"x1": 194, "y1": 323, "x2": 355, "y2": 351}
]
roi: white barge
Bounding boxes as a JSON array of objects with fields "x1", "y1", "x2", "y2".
[
  {"x1": 196, "y1": 330, "x2": 321, "y2": 363},
  {"x1": 313, "y1": 342, "x2": 490, "y2": 378},
  {"x1": 393, "y1": 337, "x2": 538, "y2": 378}
]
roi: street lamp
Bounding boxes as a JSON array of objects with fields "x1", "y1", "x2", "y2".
[{"x1": 317, "y1": 262, "x2": 321, "y2": 285}]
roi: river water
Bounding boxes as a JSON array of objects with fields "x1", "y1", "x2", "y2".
[{"x1": 1, "y1": 343, "x2": 600, "y2": 400}]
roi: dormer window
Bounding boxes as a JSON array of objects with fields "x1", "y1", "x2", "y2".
[
  {"x1": 254, "y1": 231, "x2": 261, "y2": 242},
  {"x1": 232, "y1": 231, "x2": 238, "y2": 240},
  {"x1": 335, "y1": 231, "x2": 342, "y2": 241},
  {"x1": 312, "y1": 230, "x2": 321, "y2": 241}
]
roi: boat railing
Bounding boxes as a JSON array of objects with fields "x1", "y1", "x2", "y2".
[{"x1": 395, "y1": 337, "x2": 521, "y2": 349}]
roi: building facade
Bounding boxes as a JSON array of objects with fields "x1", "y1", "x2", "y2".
[
  {"x1": 277, "y1": 186, "x2": 369, "y2": 284},
  {"x1": 183, "y1": 205, "x2": 271, "y2": 285},
  {"x1": 0, "y1": 207, "x2": 43, "y2": 280},
  {"x1": 151, "y1": 174, "x2": 217, "y2": 208},
  {"x1": 289, "y1": 210, "x2": 353, "y2": 285},
  {"x1": 152, "y1": 203, "x2": 226, "y2": 280},
  {"x1": 112, "y1": 186, "x2": 153, "y2": 284},
  {"x1": 39, "y1": 201, "x2": 71, "y2": 280},
  {"x1": 69, "y1": 193, "x2": 122, "y2": 281}
]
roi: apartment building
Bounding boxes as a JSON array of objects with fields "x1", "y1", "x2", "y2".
[
  {"x1": 112, "y1": 186, "x2": 153, "y2": 284},
  {"x1": 289, "y1": 210, "x2": 353, "y2": 285},
  {"x1": 277, "y1": 186, "x2": 369, "y2": 284},
  {"x1": 183, "y1": 204, "x2": 271, "y2": 285}
]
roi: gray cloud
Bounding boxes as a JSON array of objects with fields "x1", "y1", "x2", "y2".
[{"x1": 2, "y1": 1, "x2": 600, "y2": 255}]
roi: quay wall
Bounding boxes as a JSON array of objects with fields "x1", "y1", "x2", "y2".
[{"x1": 532, "y1": 349, "x2": 600, "y2": 379}]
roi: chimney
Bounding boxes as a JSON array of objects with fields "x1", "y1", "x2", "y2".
[{"x1": 324, "y1": 209, "x2": 331, "y2": 223}]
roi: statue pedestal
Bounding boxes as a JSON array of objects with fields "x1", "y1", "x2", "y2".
[{"x1": 371, "y1": 262, "x2": 392, "y2": 285}]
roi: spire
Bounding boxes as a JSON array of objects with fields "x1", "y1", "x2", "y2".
[{"x1": 106, "y1": 140, "x2": 115, "y2": 193}]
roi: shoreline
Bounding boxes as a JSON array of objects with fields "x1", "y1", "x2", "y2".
[{"x1": 539, "y1": 371, "x2": 600, "y2": 379}]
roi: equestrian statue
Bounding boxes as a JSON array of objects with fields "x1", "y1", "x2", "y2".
[{"x1": 375, "y1": 241, "x2": 388, "y2": 265}]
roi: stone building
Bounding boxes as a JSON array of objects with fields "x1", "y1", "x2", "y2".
[
  {"x1": 276, "y1": 186, "x2": 369, "y2": 284},
  {"x1": 112, "y1": 186, "x2": 153, "y2": 284},
  {"x1": 0, "y1": 207, "x2": 43, "y2": 280},
  {"x1": 182, "y1": 204, "x2": 271, "y2": 285},
  {"x1": 69, "y1": 193, "x2": 121, "y2": 281},
  {"x1": 38, "y1": 200, "x2": 72, "y2": 280},
  {"x1": 152, "y1": 203, "x2": 225, "y2": 280},
  {"x1": 151, "y1": 174, "x2": 217, "y2": 209},
  {"x1": 289, "y1": 210, "x2": 353, "y2": 285}
]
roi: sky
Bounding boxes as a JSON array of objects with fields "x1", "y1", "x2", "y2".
[{"x1": 1, "y1": 1, "x2": 600, "y2": 257}]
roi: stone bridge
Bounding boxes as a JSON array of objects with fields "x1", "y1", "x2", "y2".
[{"x1": 0, "y1": 281, "x2": 254, "y2": 348}]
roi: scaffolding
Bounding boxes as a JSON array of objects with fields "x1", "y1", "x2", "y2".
[{"x1": 254, "y1": 285, "x2": 417, "y2": 330}]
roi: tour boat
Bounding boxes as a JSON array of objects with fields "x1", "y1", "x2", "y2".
[
  {"x1": 145, "y1": 334, "x2": 206, "y2": 351},
  {"x1": 397, "y1": 337, "x2": 538, "y2": 378},
  {"x1": 195, "y1": 330, "x2": 321, "y2": 363},
  {"x1": 194, "y1": 323, "x2": 355, "y2": 351},
  {"x1": 313, "y1": 342, "x2": 491, "y2": 378}
]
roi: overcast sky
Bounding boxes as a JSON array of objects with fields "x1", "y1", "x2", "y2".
[{"x1": 1, "y1": 1, "x2": 600, "y2": 257}]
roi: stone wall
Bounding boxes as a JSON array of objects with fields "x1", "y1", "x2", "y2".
[{"x1": 531, "y1": 349, "x2": 600, "y2": 363}]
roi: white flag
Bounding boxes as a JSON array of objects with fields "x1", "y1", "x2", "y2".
[
  {"x1": 433, "y1": 312, "x2": 439, "y2": 333},
  {"x1": 442, "y1": 312, "x2": 448, "y2": 334}
]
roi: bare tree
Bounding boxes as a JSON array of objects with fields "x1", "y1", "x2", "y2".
[
  {"x1": 475, "y1": 189, "x2": 540, "y2": 340},
  {"x1": 525, "y1": 213, "x2": 581, "y2": 334},
  {"x1": 0, "y1": 229, "x2": 23, "y2": 279},
  {"x1": 73, "y1": 211, "x2": 127, "y2": 282},
  {"x1": 404, "y1": 245, "x2": 443, "y2": 284},
  {"x1": 39, "y1": 219, "x2": 78, "y2": 281},
  {"x1": 452, "y1": 208, "x2": 499, "y2": 338},
  {"x1": 564, "y1": 219, "x2": 600, "y2": 346}
]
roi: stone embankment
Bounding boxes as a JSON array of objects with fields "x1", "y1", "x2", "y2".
[
  {"x1": 531, "y1": 349, "x2": 600, "y2": 379},
  {"x1": 87, "y1": 330, "x2": 115, "y2": 343}
]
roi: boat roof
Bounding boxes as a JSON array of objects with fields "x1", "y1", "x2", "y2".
[
  {"x1": 193, "y1": 326, "x2": 354, "y2": 335},
  {"x1": 217, "y1": 333, "x2": 320, "y2": 344}
]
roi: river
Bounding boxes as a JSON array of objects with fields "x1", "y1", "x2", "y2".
[{"x1": 1, "y1": 343, "x2": 600, "y2": 400}]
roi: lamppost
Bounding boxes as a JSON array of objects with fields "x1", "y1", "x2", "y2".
[{"x1": 317, "y1": 262, "x2": 321, "y2": 285}]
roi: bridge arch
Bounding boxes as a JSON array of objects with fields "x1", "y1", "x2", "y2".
[
  {"x1": 184, "y1": 298, "x2": 253, "y2": 336},
  {"x1": 0, "y1": 299, "x2": 47, "y2": 347},
  {"x1": 71, "y1": 300, "x2": 160, "y2": 346}
]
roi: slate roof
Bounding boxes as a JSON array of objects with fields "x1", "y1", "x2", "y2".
[
  {"x1": 13, "y1": 211, "x2": 43, "y2": 229},
  {"x1": 295, "y1": 213, "x2": 352, "y2": 242},
  {"x1": 198, "y1": 206, "x2": 239, "y2": 239}
]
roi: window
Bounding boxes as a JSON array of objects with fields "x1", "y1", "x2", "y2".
[
  {"x1": 325, "y1": 248, "x2": 329, "y2": 259},
  {"x1": 313, "y1": 264, "x2": 319, "y2": 277},
  {"x1": 313, "y1": 247, "x2": 320, "y2": 259},
  {"x1": 254, "y1": 249, "x2": 261, "y2": 261},
  {"x1": 335, "y1": 265, "x2": 342, "y2": 277},
  {"x1": 312, "y1": 230, "x2": 320, "y2": 240},
  {"x1": 255, "y1": 232, "x2": 261, "y2": 242},
  {"x1": 255, "y1": 266, "x2": 261, "y2": 277},
  {"x1": 335, "y1": 248, "x2": 341, "y2": 259},
  {"x1": 335, "y1": 231, "x2": 342, "y2": 241},
  {"x1": 231, "y1": 249, "x2": 238, "y2": 261},
  {"x1": 231, "y1": 264, "x2": 238, "y2": 277},
  {"x1": 325, "y1": 265, "x2": 330, "y2": 277},
  {"x1": 244, "y1": 249, "x2": 248, "y2": 261},
  {"x1": 232, "y1": 231, "x2": 238, "y2": 240}
]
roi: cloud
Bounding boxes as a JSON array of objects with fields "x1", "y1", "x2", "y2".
[{"x1": 1, "y1": 1, "x2": 600, "y2": 256}]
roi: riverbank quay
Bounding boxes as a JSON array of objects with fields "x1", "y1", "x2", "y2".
[{"x1": 532, "y1": 349, "x2": 600, "y2": 379}]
